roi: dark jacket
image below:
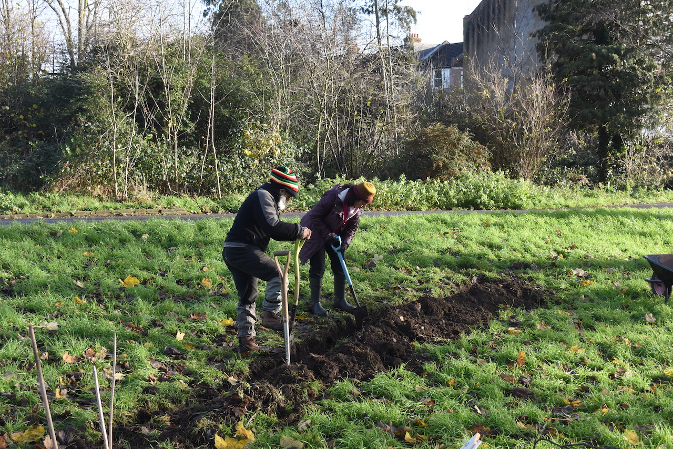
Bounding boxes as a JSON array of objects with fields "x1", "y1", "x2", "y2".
[
  {"x1": 298, "y1": 185, "x2": 362, "y2": 264},
  {"x1": 224, "y1": 183, "x2": 304, "y2": 251}
]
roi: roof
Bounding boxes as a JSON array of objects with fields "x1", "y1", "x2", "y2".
[{"x1": 415, "y1": 41, "x2": 464, "y2": 67}]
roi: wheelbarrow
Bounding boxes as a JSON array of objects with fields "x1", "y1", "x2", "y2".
[{"x1": 643, "y1": 254, "x2": 672, "y2": 301}]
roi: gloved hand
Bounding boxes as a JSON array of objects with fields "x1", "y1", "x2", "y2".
[{"x1": 328, "y1": 234, "x2": 342, "y2": 251}]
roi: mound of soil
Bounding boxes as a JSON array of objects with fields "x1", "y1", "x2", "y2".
[{"x1": 105, "y1": 276, "x2": 555, "y2": 448}]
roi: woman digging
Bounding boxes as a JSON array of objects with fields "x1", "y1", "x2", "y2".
[{"x1": 299, "y1": 181, "x2": 376, "y2": 316}]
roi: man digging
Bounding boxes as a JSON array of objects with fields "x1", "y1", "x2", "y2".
[{"x1": 222, "y1": 167, "x2": 311, "y2": 353}]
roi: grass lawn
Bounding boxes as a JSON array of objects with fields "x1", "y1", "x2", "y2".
[{"x1": 0, "y1": 205, "x2": 671, "y2": 449}]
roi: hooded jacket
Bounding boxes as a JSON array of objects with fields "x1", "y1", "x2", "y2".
[
  {"x1": 298, "y1": 184, "x2": 363, "y2": 264},
  {"x1": 224, "y1": 183, "x2": 304, "y2": 251}
]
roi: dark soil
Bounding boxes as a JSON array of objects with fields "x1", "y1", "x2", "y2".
[{"x1": 92, "y1": 276, "x2": 556, "y2": 448}]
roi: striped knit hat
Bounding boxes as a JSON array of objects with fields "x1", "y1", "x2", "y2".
[
  {"x1": 352, "y1": 182, "x2": 376, "y2": 203},
  {"x1": 270, "y1": 166, "x2": 299, "y2": 198}
]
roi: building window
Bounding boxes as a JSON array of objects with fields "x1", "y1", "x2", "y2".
[
  {"x1": 433, "y1": 68, "x2": 452, "y2": 89},
  {"x1": 433, "y1": 69, "x2": 443, "y2": 89}
]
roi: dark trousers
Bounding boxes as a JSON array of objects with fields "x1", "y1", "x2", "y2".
[
  {"x1": 223, "y1": 245, "x2": 280, "y2": 337},
  {"x1": 309, "y1": 242, "x2": 346, "y2": 282}
]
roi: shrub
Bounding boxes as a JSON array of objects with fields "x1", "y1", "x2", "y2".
[{"x1": 400, "y1": 124, "x2": 490, "y2": 181}]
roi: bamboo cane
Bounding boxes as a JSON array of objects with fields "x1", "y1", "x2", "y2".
[
  {"x1": 93, "y1": 366, "x2": 110, "y2": 449},
  {"x1": 108, "y1": 333, "x2": 117, "y2": 449},
  {"x1": 28, "y1": 325, "x2": 59, "y2": 449}
]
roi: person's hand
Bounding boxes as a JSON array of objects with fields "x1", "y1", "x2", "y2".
[
  {"x1": 328, "y1": 234, "x2": 341, "y2": 248},
  {"x1": 302, "y1": 227, "x2": 312, "y2": 240}
]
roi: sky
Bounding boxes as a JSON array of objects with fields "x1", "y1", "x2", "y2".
[{"x1": 401, "y1": 0, "x2": 484, "y2": 45}]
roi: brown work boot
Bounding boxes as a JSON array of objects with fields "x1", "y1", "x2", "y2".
[
  {"x1": 261, "y1": 311, "x2": 284, "y2": 331},
  {"x1": 238, "y1": 336, "x2": 259, "y2": 353}
]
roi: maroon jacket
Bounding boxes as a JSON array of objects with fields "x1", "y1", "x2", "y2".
[{"x1": 299, "y1": 185, "x2": 363, "y2": 264}]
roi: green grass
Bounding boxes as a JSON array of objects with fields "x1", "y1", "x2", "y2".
[
  {"x1": 0, "y1": 174, "x2": 672, "y2": 215},
  {"x1": 0, "y1": 205, "x2": 671, "y2": 448}
]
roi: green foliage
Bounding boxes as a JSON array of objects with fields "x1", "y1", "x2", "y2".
[
  {"x1": 399, "y1": 123, "x2": 490, "y2": 181},
  {"x1": 535, "y1": 0, "x2": 673, "y2": 182}
]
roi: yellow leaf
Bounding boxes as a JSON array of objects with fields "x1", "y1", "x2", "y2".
[
  {"x1": 581, "y1": 280, "x2": 594, "y2": 287},
  {"x1": 120, "y1": 275, "x2": 140, "y2": 287},
  {"x1": 67, "y1": 227, "x2": 78, "y2": 233},
  {"x1": 624, "y1": 430, "x2": 640, "y2": 445},
  {"x1": 235, "y1": 422, "x2": 255, "y2": 441},
  {"x1": 73, "y1": 296, "x2": 85, "y2": 304},
  {"x1": 404, "y1": 432, "x2": 417, "y2": 443},
  {"x1": 11, "y1": 425, "x2": 45, "y2": 443},
  {"x1": 202, "y1": 278, "x2": 212, "y2": 288},
  {"x1": 83, "y1": 251, "x2": 95, "y2": 256},
  {"x1": 664, "y1": 368, "x2": 673, "y2": 377},
  {"x1": 214, "y1": 434, "x2": 247, "y2": 449},
  {"x1": 569, "y1": 345, "x2": 585, "y2": 353},
  {"x1": 447, "y1": 378, "x2": 456, "y2": 388},
  {"x1": 507, "y1": 327, "x2": 522, "y2": 335},
  {"x1": 55, "y1": 301, "x2": 63, "y2": 307},
  {"x1": 516, "y1": 351, "x2": 527, "y2": 367},
  {"x1": 176, "y1": 331, "x2": 185, "y2": 341},
  {"x1": 220, "y1": 318, "x2": 234, "y2": 327}
]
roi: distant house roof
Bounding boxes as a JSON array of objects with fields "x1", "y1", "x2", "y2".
[{"x1": 415, "y1": 41, "x2": 464, "y2": 67}]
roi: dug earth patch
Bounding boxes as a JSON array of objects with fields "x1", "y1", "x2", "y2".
[{"x1": 113, "y1": 276, "x2": 556, "y2": 448}]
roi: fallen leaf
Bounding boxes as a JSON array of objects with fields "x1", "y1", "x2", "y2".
[
  {"x1": 624, "y1": 430, "x2": 640, "y2": 445},
  {"x1": 507, "y1": 327, "x2": 522, "y2": 335},
  {"x1": 220, "y1": 318, "x2": 234, "y2": 327},
  {"x1": 214, "y1": 434, "x2": 247, "y2": 449},
  {"x1": 67, "y1": 227, "x2": 78, "y2": 233},
  {"x1": 189, "y1": 312, "x2": 207, "y2": 321},
  {"x1": 10, "y1": 426, "x2": 45, "y2": 443},
  {"x1": 38, "y1": 321, "x2": 59, "y2": 331},
  {"x1": 202, "y1": 278, "x2": 212, "y2": 288},
  {"x1": 569, "y1": 345, "x2": 585, "y2": 353},
  {"x1": 297, "y1": 419, "x2": 311, "y2": 432},
  {"x1": 645, "y1": 313, "x2": 656, "y2": 323},
  {"x1": 280, "y1": 435, "x2": 304, "y2": 449},
  {"x1": 571, "y1": 268, "x2": 587, "y2": 278},
  {"x1": 120, "y1": 275, "x2": 140, "y2": 287},
  {"x1": 176, "y1": 331, "x2": 185, "y2": 341},
  {"x1": 419, "y1": 398, "x2": 435, "y2": 406},
  {"x1": 0, "y1": 434, "x2": 7, "y2": 449},
  {"x1": 73, "y1": 279, "x2": 85, "y2": 288},
  {"x1": 82, "y1": 251, "x2": 95, "y2": 256},
  {"x1": 581, "y1": 280, "x2": 594, "y2": 287},
  {"x1": 62, "y1": 351, "x2": 79, "y2": 363},
  {"x1": 536, "y1": 321, "x2": 550, "y2": 330},
  {"x1": 235, "y1": 422, "x2": 255, "y2": 441},
  {"x1": 73, "y1": 296, "x2": 85, "y2": 304},
  {"x1": 516, "y1": 351, "x2": 527, "y2": 367}
]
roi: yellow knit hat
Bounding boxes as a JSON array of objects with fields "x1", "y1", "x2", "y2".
[{"x1": 352, "y1": 182, "x2": 376, "y2": 203}]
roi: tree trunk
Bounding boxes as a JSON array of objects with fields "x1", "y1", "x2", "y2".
[{"x1": 597, "y1": 125, "x2": 610, "y2": 183}]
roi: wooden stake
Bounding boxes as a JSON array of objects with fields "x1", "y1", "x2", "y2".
[
  {"x1": 108, "y1": 333, "x2": 117, "y2": 449},
  {"x1": 28, "y1": 325, "x2": 59, "y2": 449},
  {"x1": 93, "y1": 366, "x2": 110, "y2": 449}
]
